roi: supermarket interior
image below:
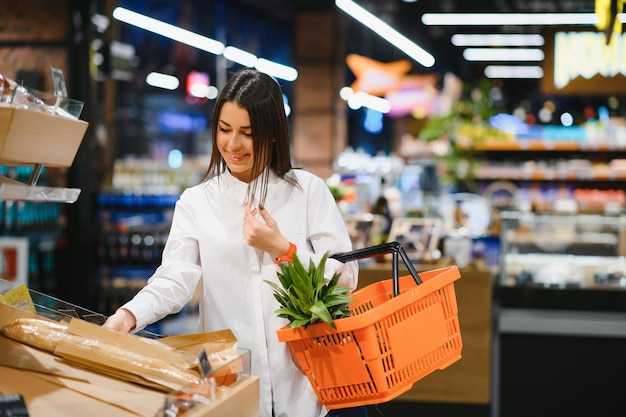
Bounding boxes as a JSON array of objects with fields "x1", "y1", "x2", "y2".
[{"x1": 1, "y1": 1, "x2": 626, "y2": 416}]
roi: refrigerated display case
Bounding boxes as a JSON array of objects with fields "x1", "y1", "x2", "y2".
[{"x1": 493, "y1": 211, "x2": 626, "y2": 417}]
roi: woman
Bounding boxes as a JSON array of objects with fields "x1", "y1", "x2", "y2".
[{"x1": 104, "y1": 68, "x2": 368, "y2": 417}]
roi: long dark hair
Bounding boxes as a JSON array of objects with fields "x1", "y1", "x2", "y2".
[{"x1": 200, "y1": 68, "x2": 297, "y2": 205}]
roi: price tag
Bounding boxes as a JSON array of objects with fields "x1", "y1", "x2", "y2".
[
  {"x1": 197, "y1": 347, "x2": 212, "y2": 376},
  {"x1": 50, "y1": 67, "x2": 67, "y2": 97},
  {"x1": 3, "y1": 285, "x2": 35, "y2": 314},
  {"x1": 0, "y1": 393, "x2": 30, "y2": 417}
]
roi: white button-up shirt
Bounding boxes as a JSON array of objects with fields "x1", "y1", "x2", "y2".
[{"x1": 122, "y1": 169, "x2": 358, "y2": 417}]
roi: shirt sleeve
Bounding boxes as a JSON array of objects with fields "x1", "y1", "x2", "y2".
[
  {"x1": 120, "y1": 189, "x2": 203, "y2": 331},
  {"x1": 300, "y1": 174, "x2": 359, "y2": 291}
]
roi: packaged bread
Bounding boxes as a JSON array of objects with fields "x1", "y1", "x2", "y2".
[
  {"x1": 1, "y1": 317, "x2": 202, "y2": 390},
  {"x1": 55, "y1": 333, "x2": 202, "y2": 389},
  {"x1": 0, "y1": 317, "x2": 68, "y2": 352}
]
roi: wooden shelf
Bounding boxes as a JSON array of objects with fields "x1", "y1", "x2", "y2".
[
  {"x1": 473, "y1": 140, "x2": 626, "y2": 152},
  {"x1": 475, "y1": 168, "x2": 626, "y2": 182}
]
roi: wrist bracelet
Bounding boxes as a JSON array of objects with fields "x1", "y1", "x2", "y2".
[{"x1": 275, "y1": 242, "x2": 297, "y2": 265}]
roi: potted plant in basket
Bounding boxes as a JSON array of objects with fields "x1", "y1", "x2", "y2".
[{"x1": 264, "y1": 252, "x2": 354, "y2": 329}]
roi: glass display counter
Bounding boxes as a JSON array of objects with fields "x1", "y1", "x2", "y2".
[
  {"x1": 493, "y1": 211, "x2": 626, "y2": 417},
  {"x1": 499, "y1": 210, "x2": 626, "y2": 290}
]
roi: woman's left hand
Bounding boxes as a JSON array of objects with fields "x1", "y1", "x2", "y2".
[{"x1": 243, "y1": 203, "x2": 290, "y2": 259}]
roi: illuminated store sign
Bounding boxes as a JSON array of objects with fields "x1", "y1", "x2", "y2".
[
  {"x1": 541, "y1": 29, "x2": 626, "y2": 95},
  {"x1": 554, "y1": 31, "x2": 626, "y2": 89}
]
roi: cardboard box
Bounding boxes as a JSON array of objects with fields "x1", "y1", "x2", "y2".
[
  {"x1": 0, "y1": 105, "x2": 89, "y2": 167},
  {"x1": 0, "y1": 364, "x2": 259, "y2": 417}
]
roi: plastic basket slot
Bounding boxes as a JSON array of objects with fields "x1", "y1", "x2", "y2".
[
  {"x1": 321, "y1": 380, "x2": 376, "y2": 403},
  {"x1": 445, "y1": 316, "x2": 461, "y2": 345},
  {"x1": 350, "y1": 299, "x2": 376, "y2": 316},
  {"x1": 443, "y1": 282, "x2": 459, "y2": 317},
  {"x1": 436, "y1": 337, "x2": 463, "y2": 370}
]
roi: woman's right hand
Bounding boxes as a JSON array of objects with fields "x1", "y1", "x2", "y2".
[
  {"x1": 102, "y1": 308, "x2": 137, "y2": 333},
  {"x1": 243, "y1": 203, "x2": 290, "y2": 259}
]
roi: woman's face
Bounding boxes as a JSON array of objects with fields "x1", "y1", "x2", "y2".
[{"x1": 216, "y1": 101, "x2": 254, "y2": 183}]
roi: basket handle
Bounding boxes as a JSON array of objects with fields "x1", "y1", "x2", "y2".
[{"x1": 330, "y1": 241, "x2": 422, "y2": 297}]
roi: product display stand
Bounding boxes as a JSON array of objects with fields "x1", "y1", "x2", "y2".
[
  {"x1": 0, "y1": 68, "x2": 89, "y2": 203},
  {"x1": 0, "y1": 163, "x2": 81, "y2": 203}
]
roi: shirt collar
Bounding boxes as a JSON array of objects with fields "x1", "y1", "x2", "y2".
[{"x1": 220, "y1": 169, "x2": 282, "y2": 206}]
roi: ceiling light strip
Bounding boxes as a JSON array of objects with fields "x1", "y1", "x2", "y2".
[
  {"x1": 255, "y1": 59, "x2": 298, "y2": 82},
  {"x1": 112, "y1": 7, "x2": 225, "y2": 54},
  {"x1": 484, "y1": 65, "x2": 544, "y2": 79},
  {"x1": 146, "y1": 72, "x2": 180, "y2": 90},
  {"x1": 451, "y1": 34, "x2": 545, "y2": 46},
  {"x1": 112, "y1": 7, "x2": 298, "y2": 81},
  {"x1": 421, "y1": 13, "x2": 618, "y2": 26},
  {"x1": 347, "y1": 91, "x2": 391, "y2": 113},
  {"x1": 335, "y1": 0, "x2": 435, "y2": 67},
  {"x1": 463, "y1": 48, "x2": 545, "y2": 61},
  {"x1": 223, "y1": 46, "x2": 257, "y2": 67}
]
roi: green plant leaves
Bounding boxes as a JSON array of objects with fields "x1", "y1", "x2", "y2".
[{"x1": 264, "y1": 251, "x2": 354, "y2": 329}]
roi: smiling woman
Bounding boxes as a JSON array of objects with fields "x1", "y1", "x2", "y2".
[{"x1": 103, "y1": 67, "x2": 363, "y2": 417}]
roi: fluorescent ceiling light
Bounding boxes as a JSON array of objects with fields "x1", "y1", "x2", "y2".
[
  {"x1": 146, "y1": 72, "x2": 180, "y2": 90},
  {"x1": 206, "y1": 85, "x2": 219, "y2": 99},
  {"x1": 421, "y1": 13, "x2": 613, "y2": 26},
  {"x1": 335, "y1": 0, "x2": 435, "y2": 67},
  {"x1": 189, "y1": 84, "x2": 211, "y2": 98},
  {"x1": 113, "y1": 7, "x2": 224, "y2": 54},
  {"x1": 463, "y1": 48, "x2": 545, "y2": 61},
  {"x1": 255, "y1": 59, "x2": 298, "y2": 82},
  {"x1": 451, "y1": 34, "x2": 545, "y2": 46},
  {"x1": 113, "y1": 7, "x2": 298, "y2": 82},
  {"x1": 347, "y1": 91, "x2": 391, "y2": 113},
  {"x1": 484, "y1": 65, "x2": 544, "y2": 79},
  {"x1": 223, "y1": 46, "x2": 258, "y2": 67},
  {"x1": 339, "y1": 86, "x2": 354, "y2": 100}
]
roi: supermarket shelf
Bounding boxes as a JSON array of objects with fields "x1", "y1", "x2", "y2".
[
  {"x1": 0, "y1": 175, "x2": 80, "y2": 203},
  {"x1": 475, "y1": 169, "x2": 626, "y2": 182},
  {"x1": 474, "y1": 140, "x2": 626, "y2": 152}
]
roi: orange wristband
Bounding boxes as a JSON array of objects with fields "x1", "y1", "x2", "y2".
[{"x1": 275, "y1": 242, "x2": 297, "y2": 265}]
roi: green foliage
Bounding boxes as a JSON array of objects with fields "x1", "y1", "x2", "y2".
[
  {"x1": 264, "y1": 252, "x2": 354, "y2": 329},
  {"x1": 417, "y1": 79, "x2": 512, "y2": 192},
  {"x1": 327, "y1": 184, "x2": 347, "y2": 201}
]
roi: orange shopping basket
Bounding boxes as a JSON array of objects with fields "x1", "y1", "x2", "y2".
[{"x1": 276, "y1": 241, "x2": 463, "y2": 410}]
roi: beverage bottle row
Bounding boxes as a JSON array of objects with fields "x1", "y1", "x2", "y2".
[{"x1": 97, "y1": 225, "x2": 170, "y2": 267}]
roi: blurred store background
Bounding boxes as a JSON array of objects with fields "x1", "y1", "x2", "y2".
[{"x1": 1, "y1": 1, "x2": 626, "y2": 416}]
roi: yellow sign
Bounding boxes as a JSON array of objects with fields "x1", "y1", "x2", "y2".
[
  {"x1": 595, "y1": 0, "x2": 624, "y2": 36},
  {"x1": 1, "y1": 284, "x2": 36, "y2": 313}
]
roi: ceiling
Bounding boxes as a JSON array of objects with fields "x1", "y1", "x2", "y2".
[
  {"x1": 234, "y1": 0, "x2": 599, "y2": 104},
  {"x1": 230, "y1": 0, "x2": 595, "y2": 109}
]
